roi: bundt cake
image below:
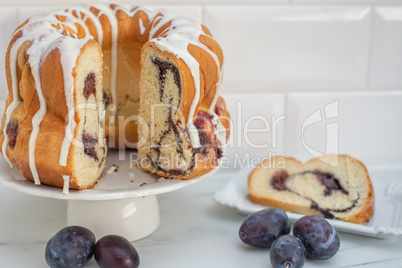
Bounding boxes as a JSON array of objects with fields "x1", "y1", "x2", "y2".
[
  {"x1": 248, "y1": 155, "x2": 374, "y2": 224},
  {"x1": 0, "y1": 3, "x2": 230, "y2": 190}
]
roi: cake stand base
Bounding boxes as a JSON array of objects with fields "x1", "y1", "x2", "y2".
[
  {"x1": 0, "y1": 151, "x2": 217, "y2": 242},
  {"x1": 67, "y1": 195, "x2": 160, "y2": 241}
]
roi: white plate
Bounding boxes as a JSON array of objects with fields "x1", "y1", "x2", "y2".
[
  {"x1": 213, "y1": 167, "x2": 402, "y2": 239},
  {"x1": 0, "y1": 149, "x2": 216, "y2": 200}
]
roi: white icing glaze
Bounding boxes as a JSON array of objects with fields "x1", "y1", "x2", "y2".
[
  {"x1": 62, "y1": 174, "x2": 70, "y2": 194},
  {"x1": 27, "y1": 32, "x2": 51, "y2": 185},
  {"x1": 1, "y1": 37, "x2": 25, "y2": 167},
  {"x1": 67, "y1": 5, "x2": 103, "y2": 49},
  {"x1": 188, "y1": 124, "x2": 201, "y2": 148},
  {"x1": 139, "y1": 17, "x2": 146, "y2": 35},
  {"x1": 58, "y1": 35, "x2": 93, "y2": 167}
]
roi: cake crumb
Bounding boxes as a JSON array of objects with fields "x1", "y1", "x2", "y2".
[
  {"x1": 105, "y1": 164, "x2": 119, "y2": 175},
  {"x1": 131, "y1": 161, "x2": 140, "y2": 168},
  {"x1": 157, "y1": 177, "x2": 165, "y2": 182},
  {"x1": 62, "y1": 175, "x2": 70, "y2": 195},
  {"x1": 121, "y1": 162, "x2": 130, "y2": 169},
  {"x1": 140, "y1": 182, "x2": 147, "y2": 186}
]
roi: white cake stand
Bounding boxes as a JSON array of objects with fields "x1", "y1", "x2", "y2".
[{"x1": 0, "y1": 149, "x2": 217, "y2": 241}]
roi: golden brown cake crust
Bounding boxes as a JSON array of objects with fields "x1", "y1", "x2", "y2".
[{"x1": 248, "y1": 155, "x2": 374, "y2": 225}]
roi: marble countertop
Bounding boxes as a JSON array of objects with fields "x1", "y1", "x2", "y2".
[{"x1": 0, "y1": 170, "x2": 401, "y2": 268}]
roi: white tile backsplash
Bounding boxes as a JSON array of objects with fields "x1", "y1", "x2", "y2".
[
  {"x1": 18, "y1": 6, "x2": 66, "y2": 24},
  {"x1": 222, "y1": 93, "x2": 285, "y2": 169},
  {"x1": 0, "y1": 0, "x2": 289, "y2": 6},
  {"x1": 0, "y1": 7, "x2": 18, "y2": 99},
  {"x1": 1, "y1": 0, "x2": 105, "y2": 6},
  {"x1": 284, "y1": 91, "x2": 402, "y2": 167},
  {"x1": 204, "y1": 6, "x2": 372, "y2": 93},
  {"x1": 147, "y1": 5, "x2": 202, "y2": 24},
  {"x1": 17, "y1": 5, "x2": 202, "y2": 25},
  {"x1": 369, "y1": 7, "x2": 402, "y2": 90},
  {"x1": 292, "y1": 0, "x2": 402, "y2": 4},
  {"x1": 116, "y1": 0, "x2": 288, "y2": 4}
]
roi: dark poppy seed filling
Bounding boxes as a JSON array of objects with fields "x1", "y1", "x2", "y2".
[
  {"x1": 83, "y1": 72, "x2": 96, "y2": 100},
  {"x1": 102, "y1": 91, "x2": 111, "y2": 107},
  {"x1": 167, "y1": 108, "x2": 184, "y2": 157},
  {"x1": 270, "y1": 169, "x2": 357, "y2": 219},
  {"x1": 147, "y1": 154, "x2": 161, "y2": 171},
  {"x1": 82, "y1": 131, "x2": 98, "y2": 161},
  {"x1": 145, "y1": 57, "x2": 188, "y2": 176},
  {"x1": 310, "y1": 202, "x2": 335, "y2": 219},
  {"x1": 147, "y1": 57, "x2": 223, "y2": 177},
  {"x1": 152, "y1": 57, "x2": 181, "y2": 102},
  {"x1": 6, "y1": 119, "x2": 19, "y2": 149},
  {"x1": 310, "y1": 198, "x2": 359, "y2": 219},
  {"x1": 166, "y1": 169, "x2": 186, "y2": 176}
]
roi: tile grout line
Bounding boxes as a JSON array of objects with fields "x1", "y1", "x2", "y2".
[
  {"x1": 201, "y1": 4, "x2": 205, "y2": 25},
  {"x1": 282, "y1": 92, "x2": 289, "y2": 156},
  {"x1": 365, "y1": 6, "x2": 375, "y2": 91}
]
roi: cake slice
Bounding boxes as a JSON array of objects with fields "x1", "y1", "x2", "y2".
[
  {"x1": 248, "y1": 154, "x2": 374, "y2": 224},
  {"x1": 137, "y1": 43, "x2": 228, "y2": 179}
]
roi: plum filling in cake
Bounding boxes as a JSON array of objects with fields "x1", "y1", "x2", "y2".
[
  {"x1": 271, "y1": 170, "x2": 289, "y2": 191},
  {"x1": 82, "y1": 131, "x2": 98, "y2": 161},
  {"x1": 270, "y1": 169, "x2": 357, "y2": 218},
  {"x1": 83, "y1": 72, "x2": 96, "y2": 100},
  {"x1": 215, "y1": 106, "x2": 224, "y2": 117},
  {"x1": 193, "y1": 111, "x2": 222, "y2": 159},
  {"x1": 6, "y1": 119, "x2": 19, "y2": 149},
  {"x1": 314, "y1": 171, "x2": 348, "y2": 196}
]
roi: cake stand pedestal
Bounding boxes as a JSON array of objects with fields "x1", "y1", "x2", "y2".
[
  {"x1": 67, "y1": 195, "x2": 160, "y2": 241},
  {"x1": 0, "y1": 150, "x2": 216, "y2": 241}
]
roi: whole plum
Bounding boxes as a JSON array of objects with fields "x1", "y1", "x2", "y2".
[
  {"x1": 239, "y1": 208, "x2": 291, "y2": 248},
  {"x1": 293, "y1": 215, "x2": 340, "y2": 260}
]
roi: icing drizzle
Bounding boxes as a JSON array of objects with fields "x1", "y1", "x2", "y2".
[
  {"x1": 2, "y1": 4, "x2": 226, "y2": 186},
  {"x1": 3, "y1": 14, "x2": 92, "y2": 184}
]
